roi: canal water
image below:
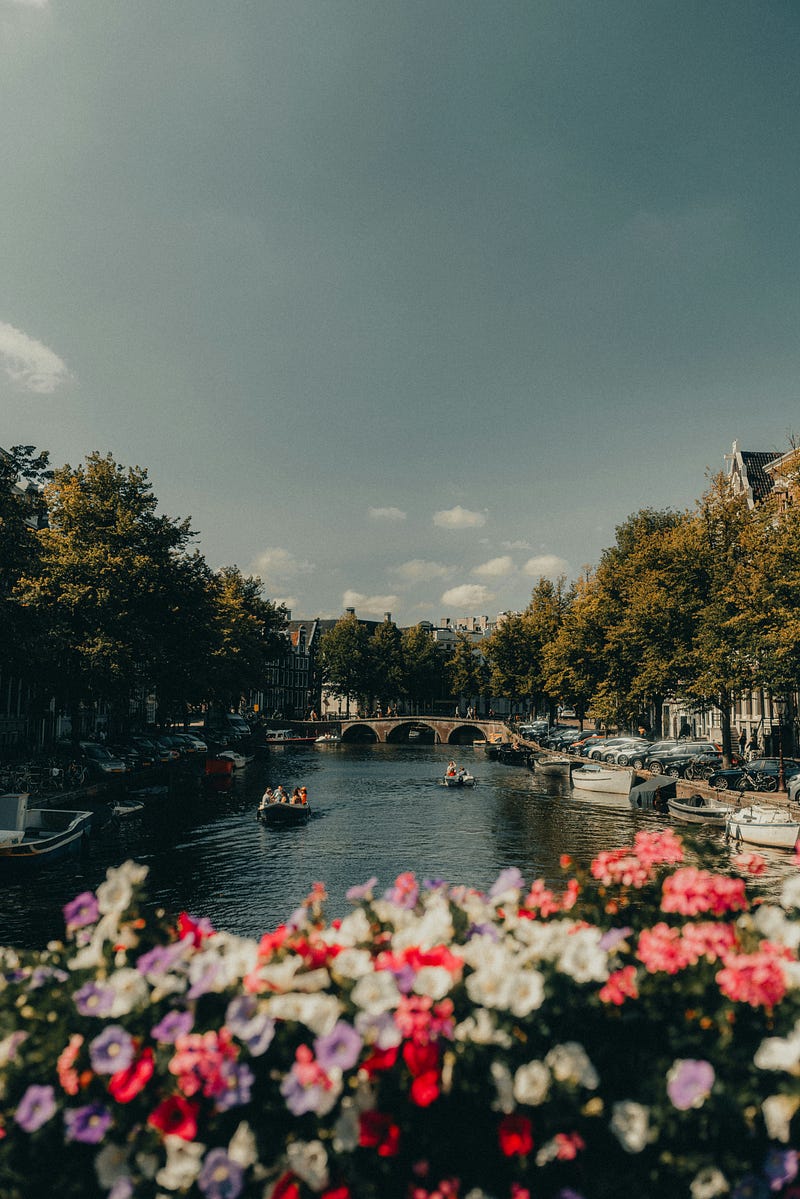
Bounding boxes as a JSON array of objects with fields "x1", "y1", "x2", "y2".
[{"x1": 0, "y1": 744, "x2": 792, "y2": 950}]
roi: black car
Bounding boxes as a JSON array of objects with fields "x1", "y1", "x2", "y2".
[{"x1": 709, "y1": 757, "x2": 800, "y2": 790}]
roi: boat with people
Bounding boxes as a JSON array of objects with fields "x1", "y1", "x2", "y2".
[
  {"x1": 315, "y1": 732, "x2": 341, "y2": 744},
  {"x1": 0, "y1": 793, "x2": 93, "y2": 866},
  {"x1": 264, "y1": 729, "x2": 317, "y2": 746},
  {"x1": 571, "y1": 764, "x2": 636, "y2": 795},
  {"x1": 257, "y1": 785, "x2": 311, "y2": 825},
  {"x1": 725, "y1": 804, "x2": 800, "y2": 850},
  {"x1": 443, "y1": 762, "x2": 477, "y2": 787}
]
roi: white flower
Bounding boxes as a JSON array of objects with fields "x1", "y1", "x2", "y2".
[
  {"x1": 392, "y1": 894, "x2": 454, "y2": 951},
  {"x1": 267, "y1": 992, "x2": 342, "y2": 1036},
  {"x1": 333, "y1": 1099, "x2": 361, "y2": 1153},
  {"x1": 413, "y1": 966, "x2": 454, "y2": 1000},
  {"x1": 556, "y1": 927, "x2": 610, "y2": 984},
  {"x1": 490, "y1": 1060, "x2": 515, "y2": 1113},
  {"x1": 753, "y1": 904, "x2": 800, "y2": 951},
  {"x1": 507, "y1": 969, "x2": 545, "y2": 1017},
  {"x1": 286, "y1": 1140, "x2": 329, "y2": 1191},
  {"x1": 350, "y1": 969, "x2": 400, "y2": 1016},
  {"x1": 545, "y1": 1042, "x2": 599, "y2": 1089},
  {"x1": 331, "y1": 949, "x2": 373, "y2": 980},
  {"x1": 96, "y1": 862, "x2": 146, "y2": 916},
  {"x1": 465, "y1": 961, "x2": 514, "y2": 1010},
  {"x1": 780, "y1": 873, "x2": 800, "y2": 911},
  {"x1": 326, "y1": 908, "x2": 372, "y2": 947},
  {"x1": 453, "y1": 1008, "x2": 512, "y2": 1047},
  {"x1": 94, "y1": 1141, "x2": 130, "y2": 1189},
  {"x1": 762, "y1": 1093, "x2": 800, "y2": 1142},
  {"x1": 513, "y1": 1060, "x2": 551, "y2": 1106},
  {"x1": 155, "y1": 1136, "x2": 205, "y2": 1190},
  {"x1": 610, "y1": 1100, "x2": 651, "y2": 1153},
  {"x1": 754, "y1": 1026, "x2": 800, "y2": 1073},
  {"x1": 690, "y1": 1166, "x2": 730, "y2": 1198},
  {"x1": 107, "y1": 968, "x2": 149, "y2": 1017},
  {"x1": 67, "y1": 914, "x2": 121, "y2": 971},
  {"x1": 228, "y1": 1121, "x2": 258, "y2": 1169}
]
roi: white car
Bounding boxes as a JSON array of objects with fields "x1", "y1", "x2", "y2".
[{"x1": 593, "y1": 738, "x2": 651, "y2": 764}]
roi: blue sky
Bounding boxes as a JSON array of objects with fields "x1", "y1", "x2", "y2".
[{"x1": 3, "y1": 1, "x2": 800, "y2": 624}]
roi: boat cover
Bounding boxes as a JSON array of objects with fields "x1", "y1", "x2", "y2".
[{"x1": 629, "y1": 774, "x2": 677, "y2": 810}]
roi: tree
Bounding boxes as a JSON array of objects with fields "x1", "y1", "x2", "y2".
[
  {"x1": 205, "y1": 566, "x2": 288, "y2": 718},
  {"x1": 0, "y1": 445, "x2": 51, "y2": 672},
  {"x1": 400, "y1": 624, "x2": 444, "y2": 714},
  {"x1": 317, "y1": 614, "x2": 373, "y2": 716},
  {"x1": 369, "y1": 619, "x2": 404, "y2": 710},
  {"x1": 446, "y1": 632, "x2": 487, "y2": 712},
  {"x1": 16, "y1": 452, "x2": 211, "y2": 734}
]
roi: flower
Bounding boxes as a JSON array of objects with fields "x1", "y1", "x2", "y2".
[
  {"x1": 497, "y1": 1113, "x2": 533, "y2": 1157},
  {"x1": 197, "y1": 1147, "x2": 245, "y2": 1199},
  {"x1": 63, "y1": 1102, "x2": 113, "y2": 1143},
  {"x1": 155, "y1": 1135, "x2": 206, "y2": 1190},
  {"x1": 89, "y1": 1025, "x2": 136, "y2": 1075},
  {"x1": 63, "y1": 891, "x2": 100, "y2": 930},
  {"x1": 15, "y1": 1084, "x2": 56, "y2": 1132},
  {"x1": 666, "y1": 1058, "x2": 715, "y2": 1110},
  {"x1": 148, "y1": 1094, "x2": 201, "y2": 1141},
  {"x1": 609, "y1": 1100, "x2": 651, "y2": 1153}
]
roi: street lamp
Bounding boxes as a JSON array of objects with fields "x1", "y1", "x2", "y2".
[{"x1": 775, "y1": 696, "x2": 788, "y2": 793}]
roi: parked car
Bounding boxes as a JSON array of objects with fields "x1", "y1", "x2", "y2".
[
  {"x1": 78, "y1": 742, "x2": 127, "y2": 777},
  {"x1": 709, "y1": 757, "x2": 800, "y2": 790},
  {"x1": 597, "y1": 738, "x2": 652, "y2": 764},
  {"x1": 645, "y1": 741, "x2": 722, "y2": 777},
  {"x1": 571, "y1": 733, "x2": 609, "y2": 756},
  {"x1": 170, "y1": 733, "x2": 208, "y2": 754},
  {"x1": 108, "y1": 742, "x2": 153, "y2": 771},
  {"x1": 129, "y1": 735, "x2": 174, "y2": 765}
]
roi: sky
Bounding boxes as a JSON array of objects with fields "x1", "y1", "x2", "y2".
[{"x1": 3, "y1": 2, "x2": 800, "y2": 626}]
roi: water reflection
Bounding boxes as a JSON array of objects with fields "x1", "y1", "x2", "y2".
[{"x1": 0, "y1": 745, "x2": 795, "y2": 950}]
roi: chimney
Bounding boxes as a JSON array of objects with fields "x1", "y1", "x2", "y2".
[
  {"x1": 345, "y1": 607, "x2": 355, "y2": 616},
  {"x1": 384, "y1": 612, "x2": 391, "y2": 622}
]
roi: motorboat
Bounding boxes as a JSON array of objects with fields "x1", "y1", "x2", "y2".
[
  {"x1": 264, "y1": 730, "x2": 317, "y2": 746},
  {"x1": 315, "y1": 732, "x2": 341, "y2": 744},
  {"x1": 217, "y1": 749, "x2": 251, "y2": 768},
  {"x1": 257, "y1": 799, "x2": 311, "y2": 825},
  {"x1": 442, "y1": 772, "x2": 477, "y2": 787},
  {"x1": 0, "y1": 794, "x2": 93, "y2": 866},
  {"x1": 667, "y1": 793, "x2": 734, "y2": 825},
  {"x1": 571, "y1": 764, "x2": 636, "y2": 796},
  {"x1": 534, "y1": 756, "x2": 573, "y2": 776},
  {"x1": 110, "y1": 797, "x2": 146, "y2": 820},
  {"x1": 725, "y1": 804, "x2": 800, "y2": 850}
]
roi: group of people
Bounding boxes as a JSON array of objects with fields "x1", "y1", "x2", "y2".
[
  {"x1": 259, "y1": 784, "x2": 308, "y2": 810},
  {"x1": 446, "y1": 760, "x2": 469, "y2": 781}
]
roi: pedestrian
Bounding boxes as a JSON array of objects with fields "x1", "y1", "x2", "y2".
[
  {"x1": 747, "y1": 733, "x2": 759, "y2": 761},
  {"x1": 738, "y1": 729, "x2": 747, "y2": 758}
]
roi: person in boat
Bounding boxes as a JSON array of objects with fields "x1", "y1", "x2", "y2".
[
  {"x1": 457, "y1": 767, "x2": 467, "y2": 781},
  {"x1": 290, "y1": 787, "x2": 302, "y2": 805},
  {"x1": 299, "y1": 786, "x2": 308, "y2": 805},
  {"x1": 274, "y1": 785, "x2": 288, "y2": 804},
  {"x1": 446, "y1": 760, "x2": 457, "y2": 777},
  {"x1": 259, "y1": 786, "x2": 275, "y2": 810}
]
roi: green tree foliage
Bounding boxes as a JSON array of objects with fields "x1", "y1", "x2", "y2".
[
  {"x1": 400, "y1": 623, "x2": 444, "y2": 713},
  {"x1": 369, "y1": 619, "x2": 404, "y2": 708},
  {"x1": 0, "y1": 445, "x2": 51, "y2": 669},
  {"x1": 318, "y1": 613, "x2": 373, "y2": 715},
  {"x1": 446, "y1": 631, "x2": 488, "y2": 707},
  {"x1": 205, "y1": 565, "x2": 288, "y2": 717}
]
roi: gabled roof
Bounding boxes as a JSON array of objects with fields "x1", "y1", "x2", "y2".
[{"x1": 738, "y1": 451, "x2": 779, "y2": 503}]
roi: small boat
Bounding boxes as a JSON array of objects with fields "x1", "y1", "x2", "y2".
[
  {"x1": 534, "y1": 756, "x2": 573, "y2": 775},
  {"x1": 265, "y1": 730, "x2": 317, "y2": 746},
  {"x1": 0, "y1": 794, "x2": 93, "y2": 866},
  {"x1": 315, "y1": 733, "x2": 341, "y2": 744},
  {"x1": 629, "y1": 774, "x2": 676, "y2": 813},
  {"x1": 571, "y1": 764, "x2": 636, "y2": 796},
  {"x1": 257, "y1": 799, "x2": 311, "y2": 825},
  {"x1": 667, "y1": 793, "x2": 734, "y2": 825},
  {"x1": 725, "y1": 804, "x2": 800, "y2": 850},
  {"x1": 442, "y1": 772, "x2": 477, "y2": 787},
  {"x1": 110, "y1": 797, "x2": 146, "y2": 820},
  {"x1": 217, "y1": 750, "x2": 251, "y2": 768}
]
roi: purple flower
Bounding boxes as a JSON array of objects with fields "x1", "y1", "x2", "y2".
[
  {"x1": 764, "y1": 1147, "x2": 799, "y2": 1191},
  {"x1": 89, "y1": 1025, "x2": 135, "y2": 1075},
  {"x1": 346, "y1": 876, "x2": 378, "y2": 902},
  {"x1": 215, "y1": 1061, "x2": 255, "y2": 1112},
  {"x1": 187, "y1": 958, "x2": 224, "y2": 999},
  {"x1": 599, "y1": 927, "x2": 633, "y2": 951},
  {"x1": 489, "y1": 867, "x2": 524, "y2": 899},
  {"x1": 314, "y1": 1021, "x2": 363, "y2": 1072},
  {"x1": 64, "y1": 1102, "x2": 113, "y2": 1144},
  {"x1": 197, "y1": 1147, "x2": 244, "y2": 1199},
  {"x1": 15, "y1": 1084, "x2": 56, "y2": 1132},
  {"x1": 467, "y1": 921, "x2": 500, "y2": 941},
  {"x1": 29, "y1": 966, "x2": 68, "y2": 990},
  {"x1": 109, "y1": 1180, "x2": 134, "y2": 1199},
  {"x1": 666, "y1": 1058, "x2": 715, "y2": 1111},
  {"x1": 224, "y1": 996, "x2": 275, "y2": 1056},
  {"x1": 136, "y1": 942, "x2": 187, "y2": 977},
  {"x1": 151, "y1": 1008, "x2": 194, "y2": 1043},
  {"x1": 731, "y1": 1176, "x2": 769, "y2": 1199},
  {"x1": 74, "y1": 980, "x2": 116, "y2": 1018},
  {"x1": 63, "y1": 890, "x2": 99, "y2": 930}
]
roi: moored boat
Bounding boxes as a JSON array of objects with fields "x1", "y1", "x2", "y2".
[
  {"x1": 217, "y1": 749, "x2": 252, "y2": 768},
  {"x1": 725, "y1": 804, "x2": 800, "y2": 850},
  {"x1": 571, "y1": 764, "x2": 636, "y2": 796},
  {"x1": 265, "y1": 730, "x2": 317, "y2": 746},
  {"x1": 0, "y1": 794, "x2": 93, "y2": 866},
  {"x1": 667, "y1": 793, "x2": 734, "y2": 825},
  {"x1": 110, "y1": 797, "x2": 146, "y2": 820},
  {"x1": 534, "y1": 756, "x2": 573, "y2": 775}
]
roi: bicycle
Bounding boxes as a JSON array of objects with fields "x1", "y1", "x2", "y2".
[{"x1": 735, "y1": 767, "x2": 778, "y2": 793}]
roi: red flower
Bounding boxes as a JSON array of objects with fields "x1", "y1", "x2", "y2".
[
  {"x1": 177, "y1": 911, "x2": 213, "y2": 947},
  {"x1": 361, "y1": 1045, "x2": 399, "y2": 1076},
  {"x1": 321, "y1": 1188, "x2": 351, "y2": 1199},
  {"x1": 498, "y1": 1114, "x2": 534, "y2": 1157},
  {"x1": 359, "y1": 1110, "x2": 401, "y2": 1156},
  {"x1": 272, "y1": 1174, "x2": 302, "y2": 1199},
  {"x1": 402, "y1": 1040, "x2": 439, "y2": 1077},
  {"x1": 410, "y1": 1069, "x2": 440, "y2": 1107},
  {"x1": 108, "y1": 1047, "x2": 154, "y2": 1103},
  {"x1": 147, "y1": 1094, "x2": 200, "y2": 1141}
]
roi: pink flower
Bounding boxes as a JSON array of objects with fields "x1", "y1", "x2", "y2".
[
  {"x1": 634, "y1": 828, "x2": 684, "y2": 868},
  {"x1": 716, "y1": 945, "x2": 788, "y2": 1008},
  {"x1": 599, "y1": 965, "x2": 639, "y2": 1005},
  {"x1": 590, "y1": 848, "x2": 650, "y2": 889},
  {"x1": 732, "y1": 851, "x2": 766, "y2": 875},
  {"x1": 636, "y1": 923, "x2": 688, "y2": 974},
  {"x1": 661, "y1": 868, "x2": 747, "y2": 917}
]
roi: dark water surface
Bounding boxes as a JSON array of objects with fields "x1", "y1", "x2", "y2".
[{"x1": 0, "y1": 745, "x2": 793, "y2": 950}]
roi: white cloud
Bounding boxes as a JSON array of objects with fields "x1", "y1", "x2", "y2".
[
  {"x1": 272, "y1": 596, "x2": 296, "y2": 612},
  {"x1": 502, "y1": 539, "x2": 532, "y2": 551},
  {"x1": 0, "y1": 320, "x2": 68, "y2": 393},
  {"x1": 522, "y1": 554, "x2": 570, "y2": 579},
  {"x1": 368, "y1": 506, "x2": 407, "y2": 521},
  {"x1": 342, "y1": 589, "x2": 399, "y2": 616},
  {"x1": 473, "y1": 555, "x2": 514, "y2": 579},
  {"x1": 440, "y1": 583, "x2": 492, "y2": 608},
  {"x1": 251, "y1": 547, "x2": 314, "y2": 586},
  {"x1": 6, "y1": 1, "x2": 49, "y2": 7},
  {"x1": 390, "y1": 559, "x2": 452, "y2": 585},
  {"x1": 433, "y1": 505, "x2": 487, "y2": 529}
]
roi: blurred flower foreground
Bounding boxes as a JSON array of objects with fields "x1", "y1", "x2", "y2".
[{"x1": 2, "y1": 832, "x2": 800, "y2": 1199}]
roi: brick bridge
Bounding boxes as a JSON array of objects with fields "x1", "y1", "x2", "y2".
[{"x1": 337, "y1": 717, "x2": 509, "y2": 745}]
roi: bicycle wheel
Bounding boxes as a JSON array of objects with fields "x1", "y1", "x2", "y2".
[{"x1": 759, "y1": 775, "x2": 778, "y2": 793}]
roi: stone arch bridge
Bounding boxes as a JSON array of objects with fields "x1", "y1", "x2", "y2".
[{"x1": 338, "y1": 717, "x2": 509, "y2": 745}]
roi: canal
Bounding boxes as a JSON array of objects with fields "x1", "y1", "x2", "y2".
[{"x1": 0, "y1": 744, "x2": 791, "y2": 950}]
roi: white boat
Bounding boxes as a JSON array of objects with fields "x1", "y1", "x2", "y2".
[
  {"x1": 110, "y1": 797, "x2": 146, "y2": 820},
  {"x1": 217, "y1": 749, "x2": 250, "y2": 768},
  {"x1": 534, "y1": 756, "x2": 573, "y2": 775},
  {"x1": 725, "y1": 804, "x2": 800, "y2": 850},
  {"x1": 442, "y1": 772, "x2": 477, "y2": 787},
  {"x1": 315, "y1": 733, "x2": 341, "y2": 744},
  {"x1": 0, "y1": 794, "x2": 93, "y2": 866},
  {"x1": 571, "y1": 764, "x2": 635, "y2": 795},
  {"x1": 667, "y1": 794, "x2": 734, "y2": 825}
]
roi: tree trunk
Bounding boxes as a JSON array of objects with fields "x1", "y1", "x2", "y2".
[{"x1": 719, "y1": 693, "x2": 733, "y2": 768}]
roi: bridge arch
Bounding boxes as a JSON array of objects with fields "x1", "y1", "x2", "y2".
[
  {"x1": 340, "y1": 723, "x2": 380, "y2": 744},
  {"x1": 338, "y1": 716, "x2": 508, "y2": 745}
]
